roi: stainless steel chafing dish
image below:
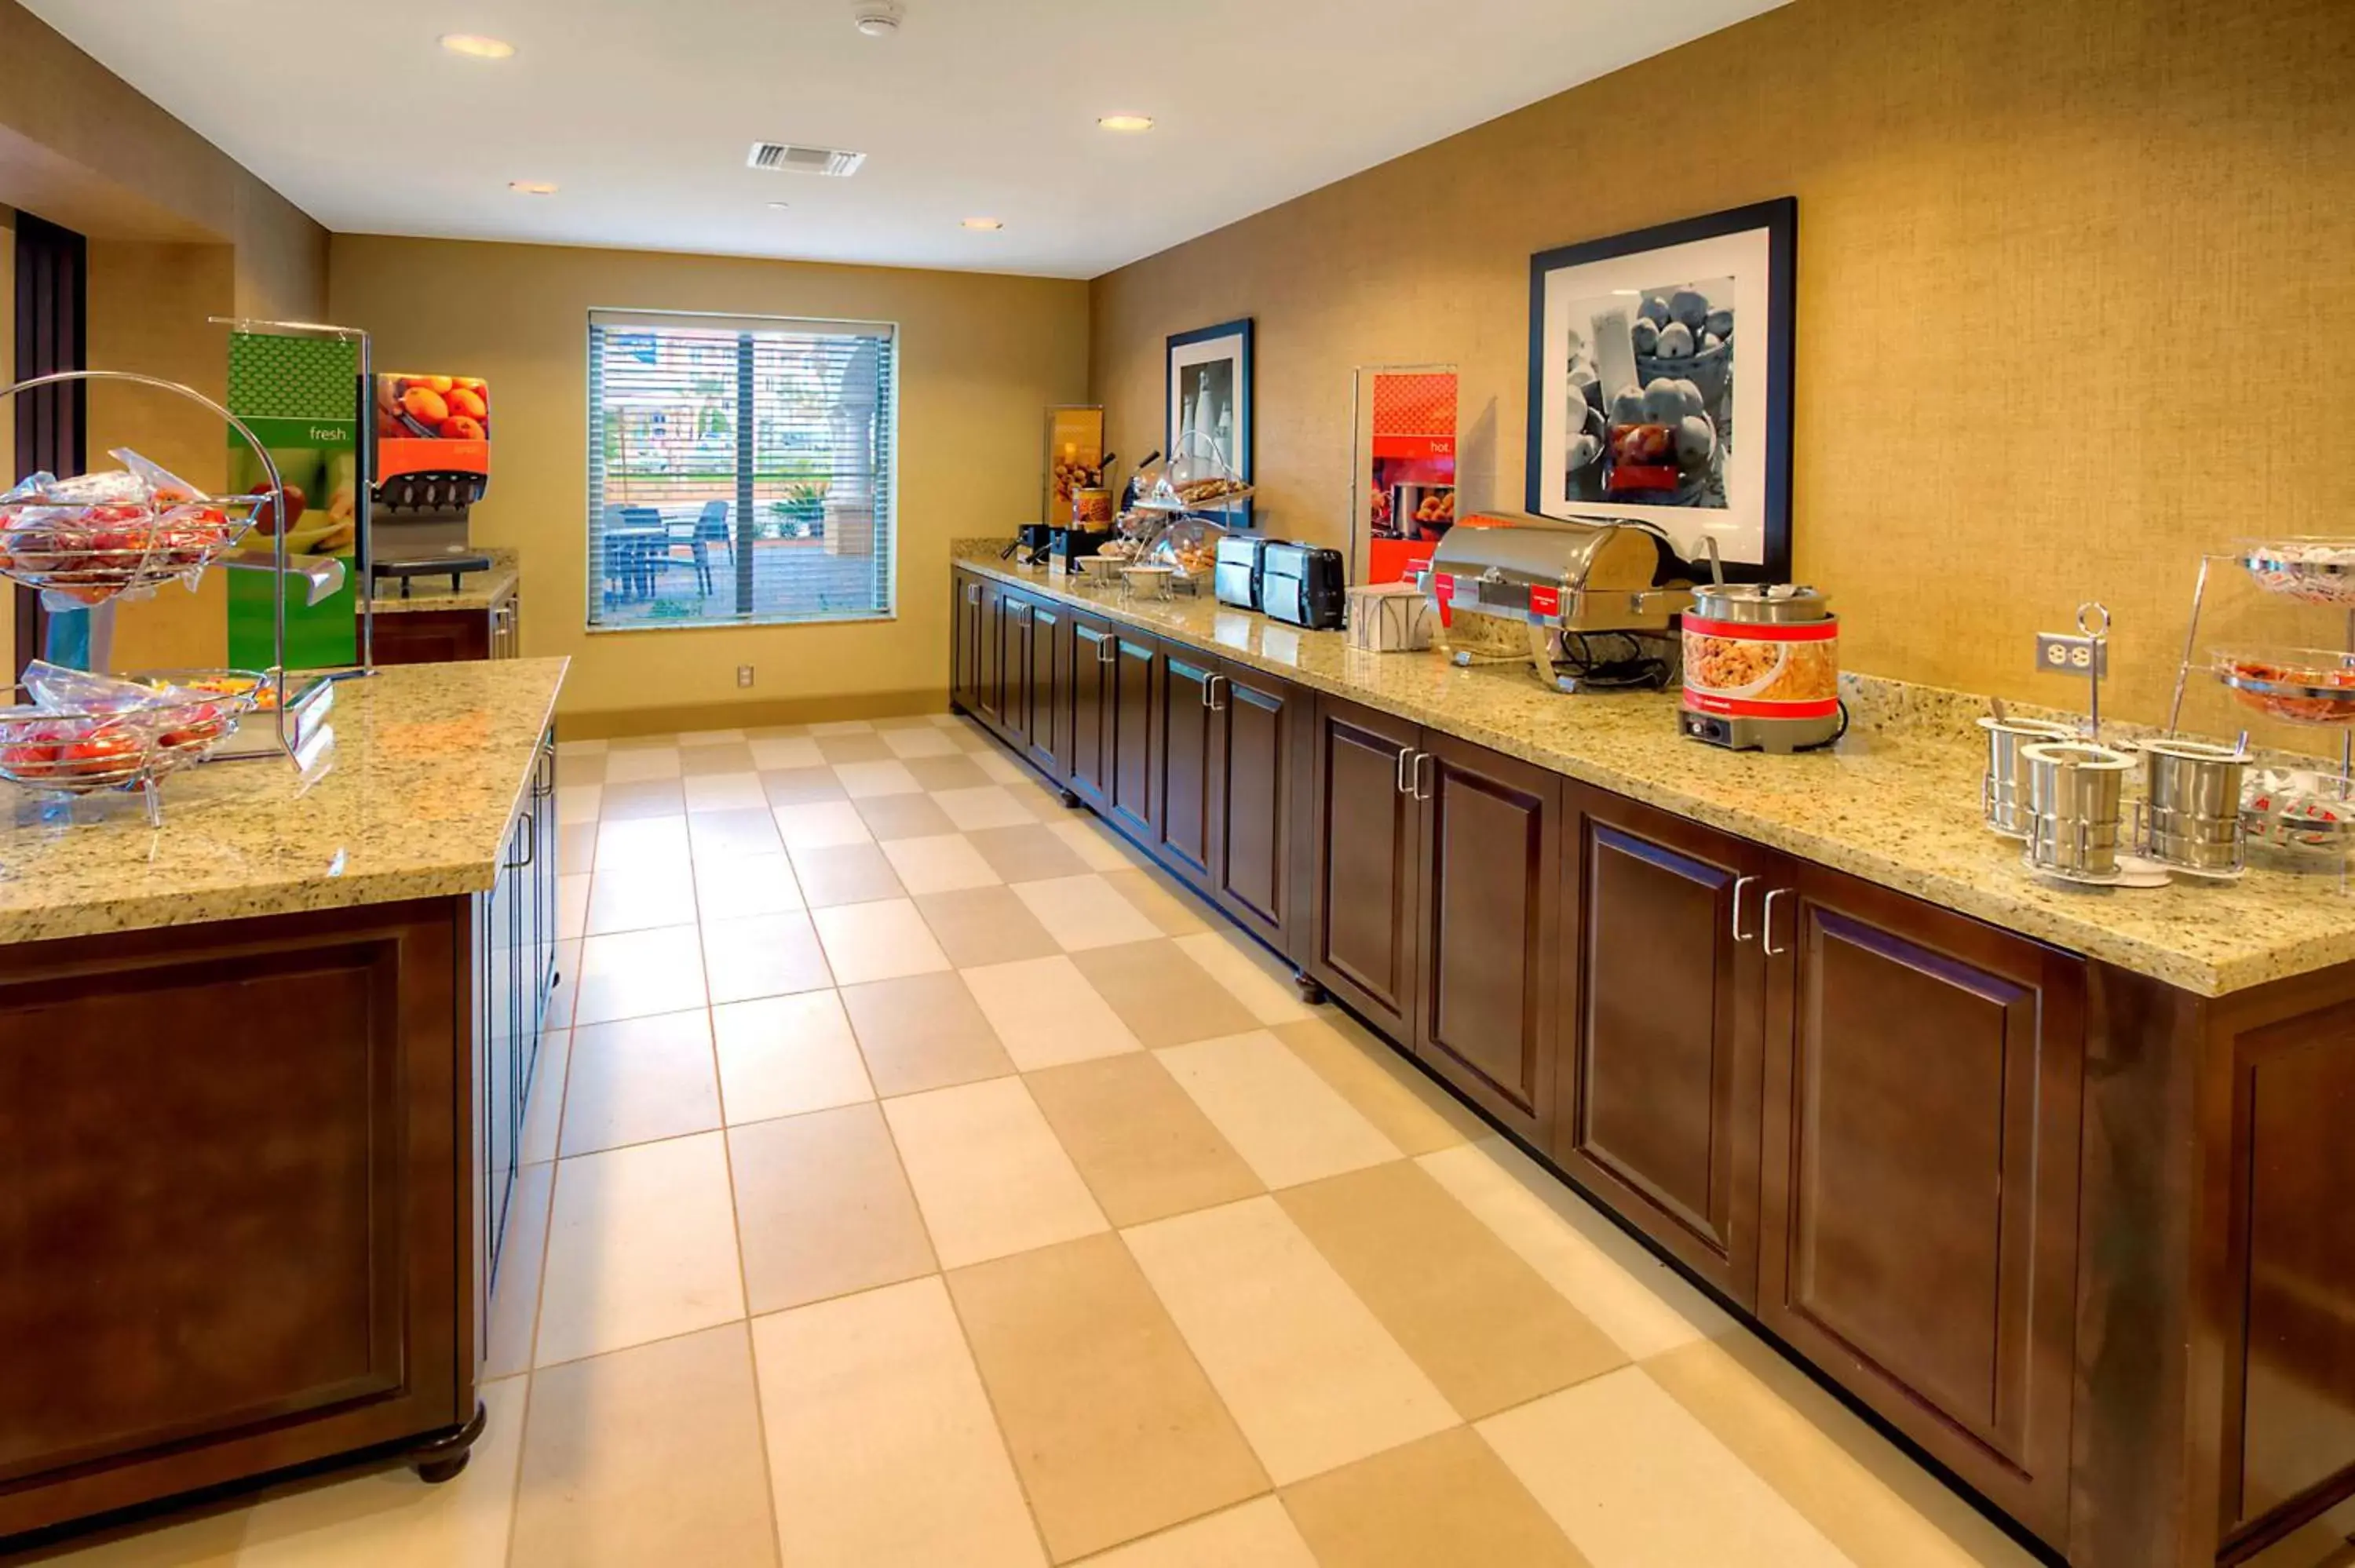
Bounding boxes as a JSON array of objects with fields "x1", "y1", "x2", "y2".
[{"x1": 1422, "y1": 513, "x2": 1692, "y2": 691}]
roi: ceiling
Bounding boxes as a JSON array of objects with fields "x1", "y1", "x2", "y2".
[{"x1": 24, "y1": 0, "x2": 1784, "y2": 279}]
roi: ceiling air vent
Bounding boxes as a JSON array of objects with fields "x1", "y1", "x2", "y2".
[{"x1": 747, "y1": 142, "x2": 867, "y2": 177}]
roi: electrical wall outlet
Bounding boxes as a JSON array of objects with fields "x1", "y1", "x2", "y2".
[
  {"x1": 2034, "y1": 633, "x2": 2107, "y2": 678},
  {"x1": 736, "y1": 665, "x2": 755, "y2": 687}
]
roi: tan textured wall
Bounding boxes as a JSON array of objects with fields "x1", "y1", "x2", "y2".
[
  {"x1": 1090, "y1": 0, "x2": 2355, "y2": 724},
  {"x1": 331, "y1": 235, "x2": 1090, "y2": 725}
]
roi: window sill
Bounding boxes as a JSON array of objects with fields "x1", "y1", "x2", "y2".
[{"x1": 585, "y1": 611, "x2": 900, "y2": 636}]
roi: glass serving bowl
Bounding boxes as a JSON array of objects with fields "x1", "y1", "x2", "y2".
[
  {"x1": 2240, "y1": 538, "x2": 2355, "y2": 608},
  {"x1": 2211, "y1": 646, "x2": 2355, "y2": 726}
]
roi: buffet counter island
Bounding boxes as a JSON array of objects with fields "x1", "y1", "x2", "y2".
[
  {"x1": 0, "y1": 657, "x2": 567, "y2": 1546},
  {"x1": 948, "y1": 543, "x2": 2355, "y2": 1568}
]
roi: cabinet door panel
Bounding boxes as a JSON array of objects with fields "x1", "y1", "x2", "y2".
[
  {"x1": 1308, "y1": 698, "x2": 1419, "y2": 1038},
  {"x1": 1024, "y1": 602, "x2": 1068, "y2": 782},
  {"x1": 1068, "y1": 618, "x2": 1114, "y2": 809},
  {"x1": 1557, "y1": 792, "x2": 1762, "y2": 1302},
  {"x1": 1760, "y1": 868, "x2": 2082, "y2": 1548},
  {"x1": 952, "y1": 574, "x2": 986, "y2": 714},
  {"x1": 1158, "y1": 650, "x2": 1218, "y2": 889},
  {"x1": 1214, "y1": 664, "x2": 1291, "y2": 948},
  {"x1": 1107, "y1": 634, "x2": 1158, "y2": 842},
  {"x1": 994, "y1": 589, "x2": 1032, "y2": 748},
  {"x1": 1415, "y1": 732, "x2": 1559, "y2": 1145}
]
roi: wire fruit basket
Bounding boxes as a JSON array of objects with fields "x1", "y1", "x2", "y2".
[{"x1": 0, "y1": 672, "x2": 263, "y2": 815}]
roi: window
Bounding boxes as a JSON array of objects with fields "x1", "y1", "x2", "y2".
[{"x1": 586, "y1": 309, "x2": 897, "y2": 629}]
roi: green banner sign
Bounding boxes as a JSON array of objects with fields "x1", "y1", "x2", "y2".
[{"x1": 226, "y1": 330, "x2": 361, "y2": 670}]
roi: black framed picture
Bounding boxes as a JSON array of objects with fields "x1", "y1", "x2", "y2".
[
  {"x1": 1526, "y1": 199, "x2": 1796, "y2": 580},
  {"x1": 1166, "y1": 318, "x2": 1254, "y2": 527}
]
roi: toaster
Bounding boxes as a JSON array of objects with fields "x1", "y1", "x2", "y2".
[
  {"x1": 1260, "y1": 542, "x2": 1346, "y2": 630},
  {"x1": 1214, "y1": 534, "x2": 1269, "y2": 610}
]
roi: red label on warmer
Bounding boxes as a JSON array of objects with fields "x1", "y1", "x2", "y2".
[
  {"x1": 1681, "y1": 615, "x2": 1838, "y2": 642},
  {"x1": 1528, "y1": 585, "x2": 1561, "y2": 618},
  {"x1": 1682, "y1": 691, "x2": 1841, "y2": 720},
  {"x1": 1433, "y1": 574, "x2": 1456, "y2": 605}
]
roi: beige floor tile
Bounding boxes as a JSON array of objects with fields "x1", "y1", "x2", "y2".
[
  {"x1": 604, "y1": 746, "x2": 683, "y2": 782},
  {"x1": 749, "y1": 735, "x2": 824, "y2": 771},
  {"x1": 575, "y1": 925, "x2": 708, "y2": 1025},
  {"x1": 520, "y1": 1028, "x2": 571, "y2": 1165},
  {"x1": 1097, "y1": 867, "x2": 1210, "y2": 934},
  {"x1": 607, "y1": 733, "x2": 679, "y2": 750},
  {"x1": 1174, "y1": 932, "x2": 1311, "y2": 1024},
  {"x1": 880, "y1": 832, "x2": 1002, "y2": 895},
  {"x1": 1417, "y1": 1138, "x2": 1735, "y2": 1361},
  {"x1": 789, "y1": 841, "x2": 908, "y2": 906},
  {"x1": 546, "y1": 941, "x2": 582, "y2": 1031},
  {"x1": 775, "y1": 799, "x2": 874, "y2": 849},
  {"x1": 855, "y1": 790, "x2": 959, "y2": 841},
  {"x1": 558, "y1": 822, "x2": 595, "y2": 874},
  {"x1": 882, "y1": 726, "x2": 959, "y2": 758},
  {"x1": 754, "y1": 1276, "x2": 1044, "y2": 1568},
  {"x1": 1157, "y1": 1032, "x2": 1401, "y2": 1190},
  {"x1": 762, "y1": 766, "x2": 849, "y2": 805},
  {"x1": 235, "y1": 1377, "x2": 529, "y2": 1568},
  {"x1": 32, "y1": 1509, "x2": 246, "y2": 1565},
  {"x1": 1048, "y1": 816, "x2": 1145, "y2": 871},
  {"x1": 841, "y1": 971, "x2": 1017, "y2": 1096},
  {"x1": 731, "y1": 1103, "x2": 936, "y2": 1313},
  {"x1": 696, "y1": 851, "x2": 806, "y2": 921},
  {"x1": 1275, "y1": 1015, "x2": 1484, "y2": 1155},
  {"x1": 1478, "y1": 1367, "x2": 1852, "y2": 1568},
  {"x1": 594, "y1": 815, "x2": 690, "y2": 870},
  {"x1": 601, "y1": 778, "x2": 686, "y2": 820},
  {"x1": 538, "y1": 1132, "x2": 744, "y2": 1365},
  {"x1": 1068, "y1": 939, "x2": 1264, "y2": 1048},
  {"x1": 556, "y1": 747, "x2": 604, "y2": 785},
  {"x1": 812, "y1": 897, "x2": 952, "y2": 985},
  {"x1": 585, "y1": 861, "x2": 698, "y2": 935},
  {"x1": 678, "y1": 727, "x2": 749, "y2": 746},
  {"x1": 486, "y1": 1161, "x2": 557, "y2": 1378},
  {"x1": 1013, "y1": 873, "x2": 1164, "y2": 950},
  {"x1": 1644, "y1": 1334, "x2": 2034, "y2": 1567},
  {"x1": 685, "y1": 771, "x2": 770, "y2": 813},
  {"x1": 1276, "y1": 1161, "x2": 1626, "y2": 1419},
  {"x1": 1123, "y1": 1197, "x2": 1458, "y2": 1485},
  {"x1": 871, "y1": 713, "x2": 939, "y2": 731},
  {"x1": 679, "y1": 741, "x2": 758, "y2": 775},
  {"x1": 1070, "y1": 1497, "x2": 1316, "y2": 1568},
  {"x1": 557, "y1": 873, "x2": 590, "y2": 939},
  {"x1": 1279, "y1": 1427, "x2": 1589, "y2": 1568},
  {"x1": 948, "y1": 1233, "x2": 1269, "y2": 1562},
  {"x1": 745, "y1": 723, "x2": 809, "y2": 739},
  {"x1": 937, "y1": 784, "x2": 1040, "y2": 830},
  {"x1": 810, "y1": 719, "x2": 878, "y2": 734},
  {"x1": 714, "y1": 990, "x2": 874, "y2": 1121},
  {"x1": 903, "y1": 753, "x2": 992, "y2": 791},
  {"x1": 702, "y1": 910, "x2": 834, "y2": 1005},
  {"x1": 561, "y1": 1008, "x2": 724, "y2": 1155},
  {"x1": 558, "y1": 736, "x2": 610, "y2": 754},
  {"x1": 964, "y1": 954, "x2": 1145, "y2": 1069},
  {"x1": 816, "y1": 731, "x2": 895, "y2": 764},
  {"x1": 557, "y1": 782, "x2": 602, "y2": 823},
  {"x1": 912, "y1": 885, "x2": 1064, "y2": 966},
  {"x1": 885, "y1": 1077, "x2": 1109, "y2": 1267},
  {"x1": 835, "y1": 758, "x2": 923, "y2": 797},
  {"x1": 1026, "y1": 1053, "x2": 1264, "y2": 1227},
  {"x1": 966, "y1": 822, "x2": 1094, "y2": 883},
  {"x1": 513, "y1": 1325, "x2": 776, "y2": 1567},
  {"x1": 972, "y1": 747, "x2": 1031, "y2": 786},
  {"x1": 689, "y1": 806, "x2": 787, "y2": 862}
]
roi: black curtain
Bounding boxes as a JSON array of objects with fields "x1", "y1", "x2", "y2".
[{"x1": 12, "y1": 210, "x2": 87, "y2": 678}]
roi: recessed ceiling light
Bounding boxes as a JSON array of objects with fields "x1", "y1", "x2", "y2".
[
  {"x1": 767, "y1": 201, "x2": 791, "y2": 210},
  {"x1": 853, "y1": 1, "x2": 904, "y2": 37},
  {"x1": 961, "y1": 217, "x2": 1003, "y2": 231},
  {"x1": 440, "y1": 33, "x2": 516, "y2": 58},
  {"x1": 509, "y1": 180, "x2": 558, "y2": 195},
  {"x1": 1097, "y1": 114, "x2": 1154, "y2": 133}
]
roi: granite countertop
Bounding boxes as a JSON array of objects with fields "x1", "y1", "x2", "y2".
[
  {"x1": 366, "y1": 549, "x2": 520, "y2": 614},
  {"x1": 0, "y1": 658, "x2": 568, "y2": 944},
  {"x1": 953, "y1": 545, "x2": 2355, "y2": 998}
]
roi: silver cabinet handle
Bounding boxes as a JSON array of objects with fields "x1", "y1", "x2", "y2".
[
  {"x1": 1731, "y1": 874, "x2": 1758, "y2": 943},
  {"x1": 1762, "y1": 888, "x2": 1791, "y2": 957},
  {"x1": 1396, "y1": 747, "x2": 1415, "y2": 795},
  {"x1": 965, "y1": 582, "x2": 980, "y2": 604},
  {"x1": 1098, "y1": 636, "x2": 1115, "y2": 665},
  {"x1": 503, "y1": 808, "x2": 538, "y2": 872},
  {"x1": 1208, "y1": 674, "x2": 1228, "y2": 712},
  {"x1": 1412, "y1": 749, "x2": 1434, "y2": 801}
]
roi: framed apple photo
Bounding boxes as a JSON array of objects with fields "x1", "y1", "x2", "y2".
[{"x1": 1527, "y1": 199, "x2": 1795, "y2": 580}]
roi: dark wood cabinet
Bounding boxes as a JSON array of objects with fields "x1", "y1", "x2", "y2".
[
  {"x1": 1156, "y1": 648, "x2": 1221, "y2": 889},
  {"x1": 952, "y1": 573, "x2": 987, "y2": 715},
  {"x1": 1107, "y1": 631, "x2": 1159, "y2": 843},
  {"x1": 1208, "y1": 662, "x2": 1296, "y2": 951},
  {"x1": 1554, "y1": 788, "x2": 1767, "y2": 1304},
  {"x1": 369, "y1": 586, "x2": 520, "y2": 665},
  {"x1": 1758, "y1": 862, "x2": 2083, "y2": 1548},
  {"x1": 1067, "y1": 613, "x2": 1115, "y2": 810},
  {"x1": 1308, "y1": 697, "x2": 1422, "y2": 1040},
  {"x1": 1411, "y1": 732, "x2": 1561, "y2": 1147},
  {"x1": 1024, "y1": 600, "x2": 1068, "y2": 781},
  {"x1": 991, "y1": 584, "x2": 1033, "y2": 750}
]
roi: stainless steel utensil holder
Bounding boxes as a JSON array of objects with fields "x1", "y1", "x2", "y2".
[
  {"x1": 2022, "y1": 741, "x2": 2135, "y2": 879},
  {"x1": 2134, "y1": 738, "x2": 2249, "y2": 875},
  {"x1": 1980, "y1": 716, "x2": 2076, "y2": 838}
]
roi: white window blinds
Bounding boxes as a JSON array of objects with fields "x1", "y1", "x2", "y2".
[{"x1": 586, "y1": 309, "x2": 897, "y2": 629}]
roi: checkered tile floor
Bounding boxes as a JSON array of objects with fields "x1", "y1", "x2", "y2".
[{"x1": 55, "y1": 713, "x2": 2352, "y2": 1566}]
